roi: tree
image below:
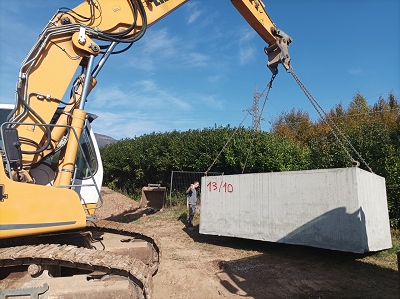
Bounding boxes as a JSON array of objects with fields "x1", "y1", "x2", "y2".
[{"x1": 271, "y1": 108, "x2": 314, "y2": 145}]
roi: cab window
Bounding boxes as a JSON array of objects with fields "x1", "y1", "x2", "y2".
[
  {"x1": 0, "y1": 108, "x2": 12, "y2": 148},
  {"x1": 75, "y1": 127, "x2": 98, "y2": 179}
]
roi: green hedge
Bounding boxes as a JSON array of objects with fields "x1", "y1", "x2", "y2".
[{"x1": 100, "y1": 127, "x2": 310, "y2": 196}]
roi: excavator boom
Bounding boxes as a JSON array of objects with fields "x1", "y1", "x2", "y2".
[
  {"x1": 231, "y1": 0, "x2": 292, "y2": 73},
  {"x1": 232, "y1": 0, "x2": 277, "y2": 45}
]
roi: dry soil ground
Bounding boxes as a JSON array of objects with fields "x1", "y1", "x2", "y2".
[{"x1": 99, "y1": 187, "x2": 399, "y2": 299}]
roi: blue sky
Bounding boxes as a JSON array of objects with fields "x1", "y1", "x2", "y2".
[{"x1": 0, "y1": 1, "x2": 399, "y2": 140}]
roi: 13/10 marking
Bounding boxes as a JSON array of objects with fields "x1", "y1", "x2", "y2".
[{"x1": 206, "y1": 181, "x2": 234, "y2": 193}]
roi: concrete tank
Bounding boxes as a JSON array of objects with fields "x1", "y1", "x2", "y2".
[{"x1": 199, "y1": 167, "x2": 392, "y2": 253}]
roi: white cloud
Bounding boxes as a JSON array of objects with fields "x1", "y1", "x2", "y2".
[
  {"x1": 127, "y1": 28, "x2": 181, "y2": 73},
  {"x1": 198, "y1": 95, "x2": 224, "y2": 110},
  {"x1": 239, "y1": 45, "x2": 256, "y2": 65},
  {"x1": 183, "y1": 52, "x2": 209, "y2": 67},
  {"x1": 238, "y1": 28, "x2": 256, "y2": 43},
  {"x1": 89, "y1": 80, "x2": 192, "y2": 112},
  {"x1": 91, "y1": 86, "x2": 130, "y2": 108},
  {"x1": 89, "y1": 109, "x2": 206, "y2": 139},
  {"x1": 207, "y1": 75, "x2": 223, "y2": 83},
  {"x1": 87, "y1": 79, "x2": 226, "y2": 139},
  {"x1": 188, "y1": 10, "x2": 202, "y2": 24},
  {"x1": 131, "y1": 80, "x2": 191, "y2": 111},
  {"x1": 144, "y1": 28, "x2": 178, "y2": 55},
  {"x1": 128, "y1": 56, "x2": 155, "y2": 72},
  {"x1": 236, "y1": 27, "x2": 257, "y2": 65},
  {"x1": 89, "y1": 110, "x2": 167, "y2": 139},
  {"x1": 127, "y1": 26, "x2": 215, "y2": 71},
  {"x1": 185, "y1": 1, "x2": 200, "y2": 12},
  {"x1": 137, "y1": 80, "x2": 158, "y2": 92},
  {"x1": 0, "y1": 5, "x2": 45, "y2": 102},
  {"x1": 349, "y1": 68, "x2": 362, "y2": 76}
]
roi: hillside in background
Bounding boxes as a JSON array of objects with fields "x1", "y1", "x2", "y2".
[{"x1": 94, "y1": 133, "x2": 117, "y2": 148}]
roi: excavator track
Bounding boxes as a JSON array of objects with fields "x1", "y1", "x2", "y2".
[
  {"x1": 0, "y1": 220, "x2": 161, "y2": 298},
  {"x1": 86, "y1": 219, "x2": 161, "y2": 275},
  {"x1": 0, "y1": 243, "x2": 153, "y2": 298}
]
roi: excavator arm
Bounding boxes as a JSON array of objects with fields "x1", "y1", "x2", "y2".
[
  {"x1": 5, "y1": 0, "x2": 290, "y2": 184},
  {"x1": 8, "y1": 0, "x2": 188, "y2": 182},
  {"x1": 0, "y1": 1, "x2": 291, "y2": 298}
]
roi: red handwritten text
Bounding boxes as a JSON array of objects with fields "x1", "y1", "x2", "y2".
[{"x1": 206, "y1": 181, "x2": 234, "y2": 193}]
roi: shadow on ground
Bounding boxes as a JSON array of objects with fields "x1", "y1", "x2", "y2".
[
  {"x1": 99, "y1": 204, "x2": 398, "y2": 299},
  {"x1": 104, "y1": 207, "x2": 158, "y2": 223},
  {"x1": 182, "y1": 225, "x2": 398, "y2": 299}
]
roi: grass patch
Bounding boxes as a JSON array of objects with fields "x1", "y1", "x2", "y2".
[{"x1": 357, "y1": 229, "x2": 400, "y2": 270}]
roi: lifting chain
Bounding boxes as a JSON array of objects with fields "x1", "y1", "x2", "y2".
[
  {"x1": 204, "y1": 110, "x2": 251, "y2": 176},
  {"x1": 241, "y1": 74, "x2": 276, "y2": 173},
  {"x1": 289, "y1": 68, "x2": 373, "y2": 173},
  {"x1": 206, "y1": 67, "x2": 374, "y2": 175},
  {"x1": 204, "y1": 75, "x2": 276, "y2": 176}
]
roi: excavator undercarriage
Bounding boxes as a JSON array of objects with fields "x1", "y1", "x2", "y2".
[
  {"x1": 0, "y1": 220, "x2": 161, "y2": 299},
  {"x1": 0, "y1": 106, "x2": 161, "y2": 298}
]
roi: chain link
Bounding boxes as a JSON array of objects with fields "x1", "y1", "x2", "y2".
[
  {"x1": 205, "y1": 74, "x2": 276, "y2": 175},
  {"x1": 206, "y1": 68, "x2": 374, "y2": 174},
  {"x1": 204, "y1": 111, "x2": 251, "y2": 175},
  {"x1": 241, "y1": 74, "x2": 276, "y2": 173},
  {"x1": 289, "y1": 69, "x2": 373, "y2": 173}
]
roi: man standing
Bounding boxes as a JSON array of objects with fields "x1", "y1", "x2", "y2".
[{"x1": 186, "y1": 181, "x2": 199, "y2": 228}]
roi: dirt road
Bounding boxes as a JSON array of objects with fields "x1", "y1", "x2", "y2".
[{"x1": 100, "y1": 187, "x2": 398, "y2": 299}]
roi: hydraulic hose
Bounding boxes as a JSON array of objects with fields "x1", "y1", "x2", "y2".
[{"x1": 15, "y1": 88, "x2": 53, "y2": 156}]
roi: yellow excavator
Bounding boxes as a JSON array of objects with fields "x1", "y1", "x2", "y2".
[{"x1": 0, "y1": 0, "x2": 291, "y2": 298}]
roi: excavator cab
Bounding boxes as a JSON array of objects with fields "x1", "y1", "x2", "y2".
[{"x1": 1, "y1": 104, "x2": 103, "y2": 217}]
